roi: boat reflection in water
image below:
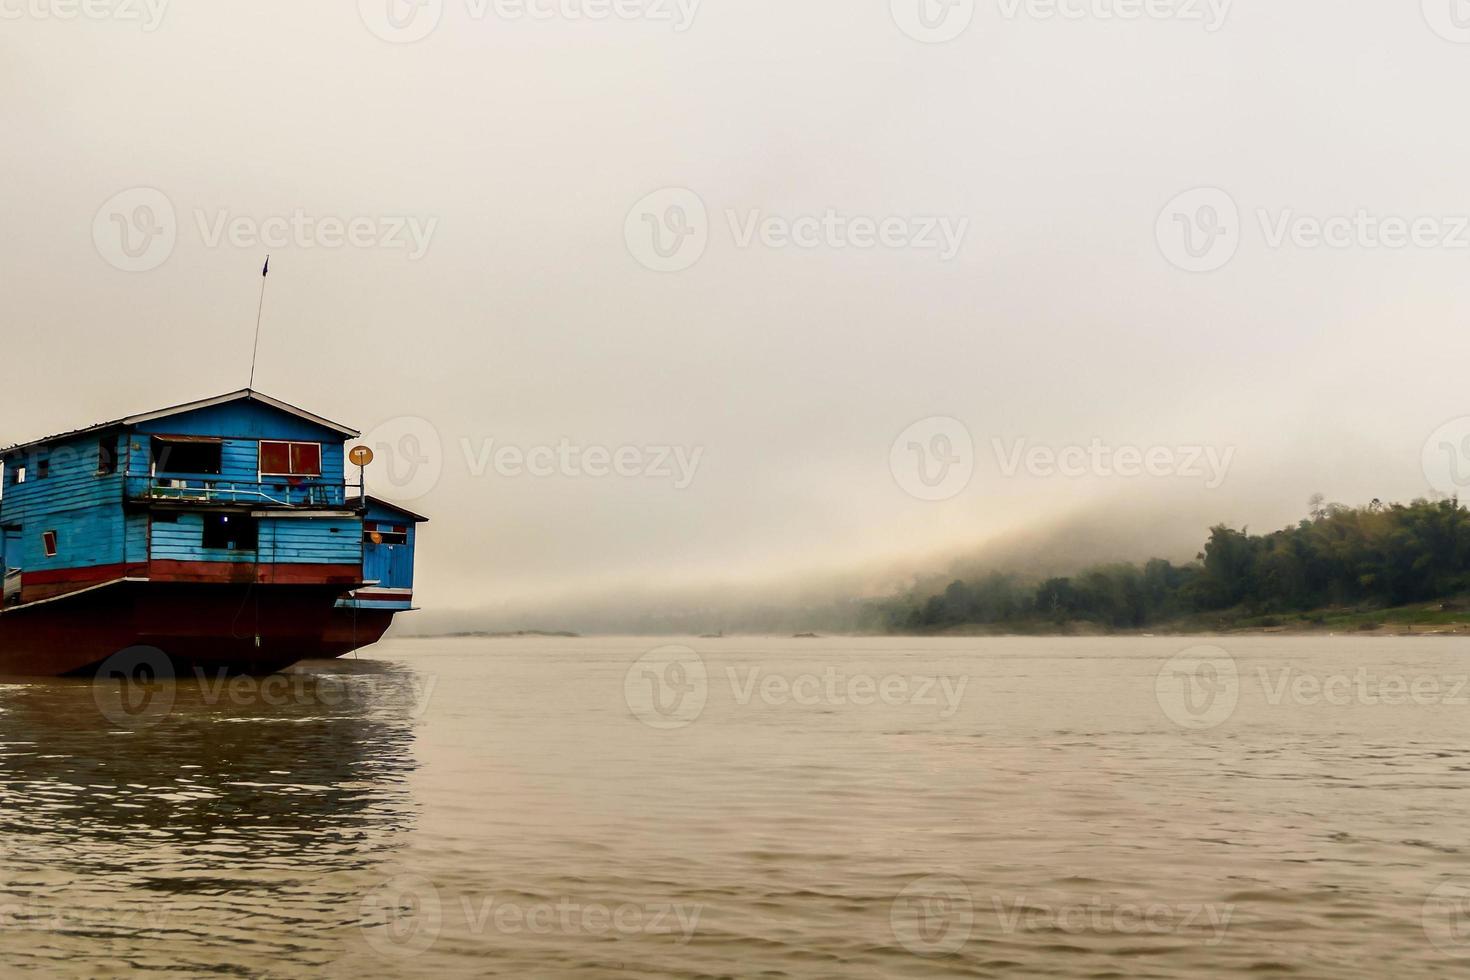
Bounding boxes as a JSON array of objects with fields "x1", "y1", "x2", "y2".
[{"x1": 0, "y1": 657, "x2": 426, "y2": 974}]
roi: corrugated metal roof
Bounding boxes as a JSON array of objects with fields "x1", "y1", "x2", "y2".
[{"x1": 0, "y1": 389, "x2": 360, "y2": 456}]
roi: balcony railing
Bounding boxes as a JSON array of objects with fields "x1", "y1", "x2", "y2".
[{"x1": 126, "y1": 476, "x2": 355, "y2": 508}]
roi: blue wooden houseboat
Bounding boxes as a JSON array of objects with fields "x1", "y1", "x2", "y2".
[{"x1": 0, "y1": 389, "x2": 427, "y2": 675}]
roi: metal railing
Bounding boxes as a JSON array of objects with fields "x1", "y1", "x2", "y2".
[{"x1": 126, "y1": 476, "x2": 356, "y2": 508}]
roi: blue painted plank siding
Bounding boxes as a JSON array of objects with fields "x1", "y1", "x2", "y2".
[
  {"x1": 149, "y1": 515, "x2": 360, "y2": 565},
  {"x1": 0, "y1": 433, "x2": 125, "y2": 573},
  {"x1": 258, "y1": 518, "x2": 361, "y2": 565},
  {"x1": 133, "y1": 401, "x2": 350, "y2": 444},
  {"x1": 149, "y1": 514, "x2": 240, "y2": 562}
]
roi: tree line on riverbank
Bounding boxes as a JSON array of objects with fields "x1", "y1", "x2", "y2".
[{"x1": 876, "y1": 497, "x2": 1470, "y2": 632}]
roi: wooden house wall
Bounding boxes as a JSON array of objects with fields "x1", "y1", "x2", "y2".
[
  {"x1": 0, "y1": 433, "x2": 126, "y2": 574},
  {"x1": 149, "y1": 514, "x2": 361, "y2": 565}
]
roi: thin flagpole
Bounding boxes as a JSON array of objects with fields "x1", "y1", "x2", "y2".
[{"x1": 249, "y1": 255, "x2": 270, "y2": 389}]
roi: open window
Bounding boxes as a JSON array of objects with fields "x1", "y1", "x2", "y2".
[
  {"x1": 97, "y1": 437, "x2": 117, "y2": 476},
  {"x1": 35, "y1": 458, "x2": 49, "y2": 480},
  {"x1": 153, "y1": 437, "x2": 223, "y2": 476},
  {"x1": 259, "y1": 441, "x2": 322, "y2": 477},
  {"x1": 364, "y1": 523, "x2": 409, "y2": 546},
  {"x1": 41, "y1": 531, "x2": 58, "y2": 558},
  {"x1": 201, "y1": 514, "x2": 258, "y2": 551}
]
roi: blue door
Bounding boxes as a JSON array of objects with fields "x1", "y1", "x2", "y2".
[
  {"x1": 363, "y1": 541, "x2": 391, "y2": 586},
  {"x1": 363, "y1": 537, "x2": 413, "y2": 589},
  {"x1": 387, "y1": 543, "x2": 413, "y2": 589}
]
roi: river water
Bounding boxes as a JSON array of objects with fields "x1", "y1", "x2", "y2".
[{"x1": 1, "y1": 635, "x2": 1469, "y2": 976}]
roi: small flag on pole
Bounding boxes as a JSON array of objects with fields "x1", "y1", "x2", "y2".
[{"x1": 262, "y1": 256, "x2": 270, "y2": 277}]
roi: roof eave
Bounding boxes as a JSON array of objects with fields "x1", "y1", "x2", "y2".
[{"x1": 0, "y1": 389, "x2": 361, "y2": 457}]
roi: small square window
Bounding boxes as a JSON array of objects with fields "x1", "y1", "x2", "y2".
[{"x1": 41, "y1": 531, "x2": 57, "y2": 558}]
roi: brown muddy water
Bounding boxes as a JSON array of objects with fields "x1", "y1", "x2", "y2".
[{"x1": 1, "y1": 635, "x2": 1469, "y2": 977}]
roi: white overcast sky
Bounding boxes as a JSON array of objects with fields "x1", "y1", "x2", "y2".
[{"x1": 3, "y1": 1, "x2": 1469, "y2": 612}]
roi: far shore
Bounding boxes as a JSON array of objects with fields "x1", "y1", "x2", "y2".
[{"x1": 403, "y1": 609, "x2": 1470, "y2": 641}]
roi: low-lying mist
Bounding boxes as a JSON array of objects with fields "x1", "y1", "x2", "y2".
[{"x1": 403, "y1": 488, "x2": 1253, "y2": 637}]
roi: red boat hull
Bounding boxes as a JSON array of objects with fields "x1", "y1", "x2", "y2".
[
  {"x1": 319, "y1": 607, "x2": 396, "y2": 658},
  {"x1": 0, "y1": 580, "x2": 380, "y2": 676}
]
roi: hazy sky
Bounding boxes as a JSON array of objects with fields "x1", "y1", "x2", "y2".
[{"x1": 4, "y1": 2, "x2": 1470, "y2": 614}]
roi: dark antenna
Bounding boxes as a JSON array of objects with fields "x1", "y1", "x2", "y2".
[{"x1": 248, "y1": 255, "x2": 270, "y2": 389}]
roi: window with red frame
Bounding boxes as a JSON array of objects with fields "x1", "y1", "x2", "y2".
[
  {"x1": 259, "y1": 441, "x2": 322, "y2": 477},
  {"x1": 42, "y1": 531, "x2": 57, "y2": 558}
]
